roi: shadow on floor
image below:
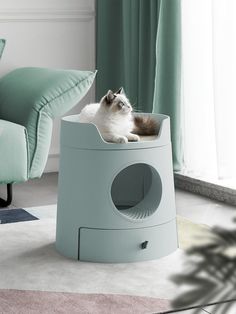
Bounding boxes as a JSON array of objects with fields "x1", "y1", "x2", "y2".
[{"x1": 169, "y1": 217, "x2": 236, "y2": 314}]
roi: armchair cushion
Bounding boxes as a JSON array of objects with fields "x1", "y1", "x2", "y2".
[
  {"x1": 0, "y1": 120, "x2": 28, "y2": 184},
  {"x1": 0, "y1": 67, "x2": 96, "y2": 178}
]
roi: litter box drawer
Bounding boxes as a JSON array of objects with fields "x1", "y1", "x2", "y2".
[{"x1": 79, "y1": 219, "x2": 178, "y2": 263}]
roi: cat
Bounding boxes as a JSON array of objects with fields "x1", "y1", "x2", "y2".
[{"x1": 78, "y1": 88, "x2": 158, "y2": 143}]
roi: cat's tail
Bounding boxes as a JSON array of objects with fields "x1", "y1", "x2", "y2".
[{"x1": 132, "y1": 115, "x2": 159, "y2": 136}]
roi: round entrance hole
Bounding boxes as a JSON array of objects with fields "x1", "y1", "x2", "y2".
[{"x1": 111, "y1": 163, "x2": 162, "y2": 220}]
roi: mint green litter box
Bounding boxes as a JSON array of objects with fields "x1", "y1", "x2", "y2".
[{"x1": 56, "y1": 113, "x2": 178, "y2": 263}]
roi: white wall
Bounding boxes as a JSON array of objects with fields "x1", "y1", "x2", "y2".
[{"x1": 0, "y1": 0, "x2": 96, "y2": 172}]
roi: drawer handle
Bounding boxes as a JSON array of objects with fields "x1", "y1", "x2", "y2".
[{"x1": 141, "y1": 241, "x2": 148, "y2": 249}]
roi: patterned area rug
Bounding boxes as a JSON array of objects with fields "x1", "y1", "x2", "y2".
[
  {"x1": 0, "y1": 290, "x2": 170, "y2": 314},
  {"x1": 0, "y1": 205, "x2": 211, "y2": 314}
]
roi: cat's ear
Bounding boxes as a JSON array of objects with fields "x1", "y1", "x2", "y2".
[
  {"x1": 105, "y1": 90, "x2": 115, "y2": 104},
  {"x1": 116, "y1": 87, "x2": 124, "y2": 94}
]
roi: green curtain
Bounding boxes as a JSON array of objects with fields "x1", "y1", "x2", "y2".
[
  {"x1": 96, "y1": 0, "x2": 159, "y2": 112},
  {"x1": 152, "y1": 0, "x2": 182, "y2": 170},
  {"x1": 96, "y1": 0, "x2": 182, "y2": 170}
]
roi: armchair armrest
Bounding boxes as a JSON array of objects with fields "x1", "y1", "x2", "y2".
[
  {"x1": 0, "y1": 67, "x2": 96, "y2": 178},
  {"x1": 0, "y1": 119, "x2": 28, "y2": 183}
]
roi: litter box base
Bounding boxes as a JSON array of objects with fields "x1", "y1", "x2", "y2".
[{"x1": 56, "y1": 113, "x2": 178, "y2": 263}]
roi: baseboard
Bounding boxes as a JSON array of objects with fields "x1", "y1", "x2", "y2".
[{"x1": 174, "y1": 173, "x2": 236, "y2": 206}]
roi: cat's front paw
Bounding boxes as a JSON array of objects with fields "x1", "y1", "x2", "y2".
[
  {"x1": 131, "y1": 134, "x2": 140, "y2": 142},
  {"x1": 117, "y1": 136, "x2": 128, "y2": 144},
  {"x1": 127, "y1": 134, "x2": 140, "y2": 142}
]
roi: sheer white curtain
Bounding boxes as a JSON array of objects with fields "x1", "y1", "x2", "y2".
[{"x1": 182, "y1": 0, "x2": 236, "y2": 187}]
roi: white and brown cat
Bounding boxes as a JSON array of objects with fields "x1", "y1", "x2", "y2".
[{"x1": 78, "y1": 88, "x2": 158, "y2": 143}]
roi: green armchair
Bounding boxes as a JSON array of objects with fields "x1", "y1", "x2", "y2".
[{"x1": 0, "y1": 67, "x2": 96, "y2": 206}]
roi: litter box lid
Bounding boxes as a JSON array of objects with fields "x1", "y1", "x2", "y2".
[{"x1": 60, "y1": 113, "x2": 171, "y2": 150}]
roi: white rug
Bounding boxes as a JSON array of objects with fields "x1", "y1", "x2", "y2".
[{"x1": 0, "y1": 205, "x2": 186, "y2": 301}]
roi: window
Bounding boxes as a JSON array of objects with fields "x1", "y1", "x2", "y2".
[{"x1": 181, "y1": 0, "x2": 236, "y2": 188}]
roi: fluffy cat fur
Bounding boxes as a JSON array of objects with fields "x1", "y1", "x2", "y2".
[{"x1": 78, "y1": 88, "x2": 158, "y2": 143}]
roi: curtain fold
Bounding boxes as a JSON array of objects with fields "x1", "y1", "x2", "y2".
[
  {"x1": 152, "y1": 0, "x2": 182, "y2": 170},
  {"x1": 96, "y1": 0, "x2": 159, "y2": 112},
  {"x1": 96, "y1": 0, "x2": 182, "y2": 170}
]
